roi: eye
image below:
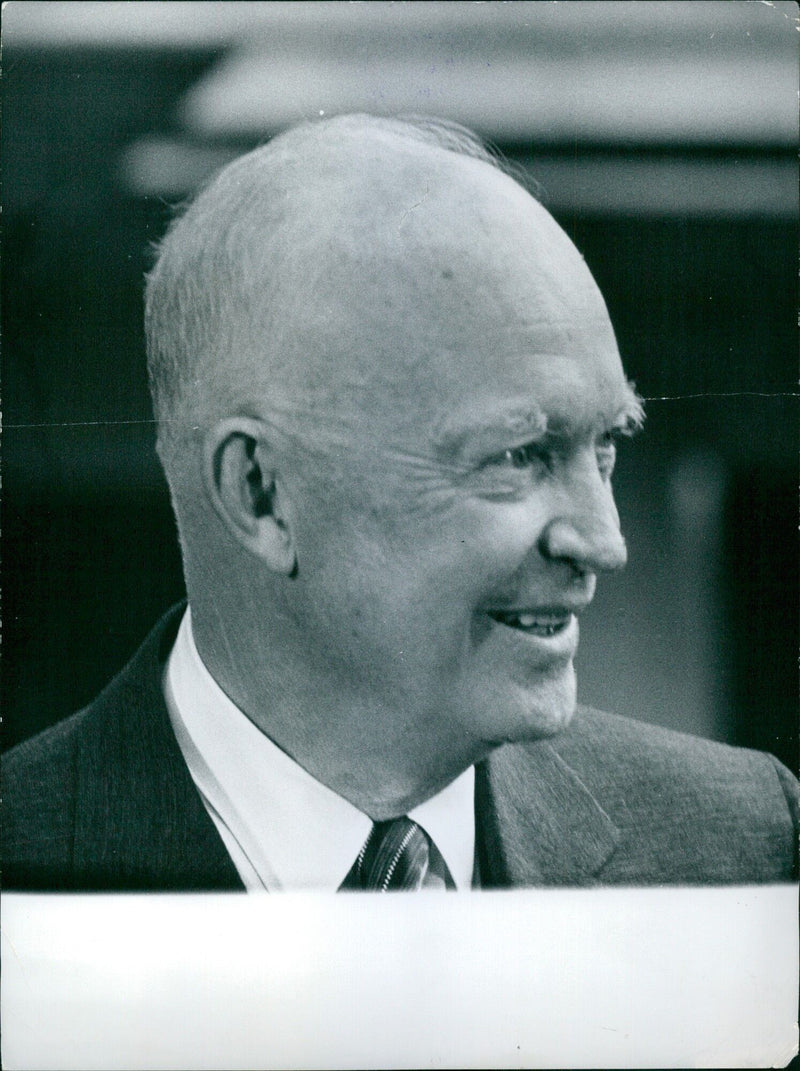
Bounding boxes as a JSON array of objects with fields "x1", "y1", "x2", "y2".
[
  {"x1": 596, "y1": 430, "x2": 619, "y2": 479},
  {"x1": 492, "y1": 441, "x2": 549, "y2": 471}
]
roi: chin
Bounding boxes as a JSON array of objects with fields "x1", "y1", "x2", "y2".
[{"x1": 499, "y1": 662, "x2": 578, "y2": 745}]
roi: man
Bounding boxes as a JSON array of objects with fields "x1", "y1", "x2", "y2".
[{"x1": 4, "y1": 114, "x2": 797, "y2": 891}]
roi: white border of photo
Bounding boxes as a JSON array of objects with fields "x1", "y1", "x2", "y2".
[{"x1": 2, "y1": 885, "x2": 797, "y2": 1070}]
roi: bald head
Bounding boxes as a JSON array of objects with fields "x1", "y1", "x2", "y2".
[{"x1": 145, "y1": 114, "x2": 516, "y2": 469}]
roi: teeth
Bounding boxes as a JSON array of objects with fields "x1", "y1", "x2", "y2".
[{"x1": 491, "y1": 610, "x2": 570, "y2": 634}]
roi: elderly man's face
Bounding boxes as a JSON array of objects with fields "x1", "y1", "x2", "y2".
[{"x1": 267, "y1": 151, "x2": 639, "y2": 779}]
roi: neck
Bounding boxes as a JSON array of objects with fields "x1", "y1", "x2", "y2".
[{"x1": 189, "y1": 601, "x2": 486, "y2": 819}]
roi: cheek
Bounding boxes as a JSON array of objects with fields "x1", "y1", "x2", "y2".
[
  {"x1": 373, "y1": 501, "x2": 548, "y2": 635},
  {"x1": 291, "y1": 463, "x2": 548, "y2": 622},
  {"x1": 447, "y1": 499, "x2": 548, "y2": 587}
]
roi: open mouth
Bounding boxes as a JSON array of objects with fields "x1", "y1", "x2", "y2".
[{"x1": 487, "y1": 610, "x2": 573, "y2": 637}]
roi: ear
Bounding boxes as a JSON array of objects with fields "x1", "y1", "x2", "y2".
[{"x1": 203, "y1": 416, "x2": 297, "y2": 575}]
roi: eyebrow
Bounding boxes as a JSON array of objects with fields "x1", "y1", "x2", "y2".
[
  {"x1": 432, "y1": 381, "x2": 644, "y2": 461},
  {"x1": 432, "y1": 404, "x2": 548, "y2": 460},
  {"x1": 615, "y1": 380, "x2": 646, "y2": 432}
]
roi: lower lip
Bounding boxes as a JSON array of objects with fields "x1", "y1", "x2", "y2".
[{"x1": 488, "y1": 613, "x2": 579, "y2": 663}]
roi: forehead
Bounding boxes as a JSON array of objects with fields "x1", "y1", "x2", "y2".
[
  {"x1": 253, "y1": 129, "x2": 633, "y2": 450},
  {"x1": 418, "y1": 332, "x2": 636, "y2": 460},
  {"x1": 353, "y1": 160, "x2": 627, "y2": 435}
]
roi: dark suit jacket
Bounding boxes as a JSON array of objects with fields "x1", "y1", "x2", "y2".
[{"x1": 3, "y1": 606, "x2": 798, "y2": 890}]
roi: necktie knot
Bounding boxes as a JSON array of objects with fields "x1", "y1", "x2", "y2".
[{"x1": 342, "y1": 816, "x2": 432, "y2": 891}]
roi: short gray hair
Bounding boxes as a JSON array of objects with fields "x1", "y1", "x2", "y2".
[{"x1": 144, "y1": 113, "x2": 521, "y2": 473}]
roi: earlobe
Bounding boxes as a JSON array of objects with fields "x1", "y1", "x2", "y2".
[{"x1": 203, "y1": 417, "x2": 297, "y2": 575}]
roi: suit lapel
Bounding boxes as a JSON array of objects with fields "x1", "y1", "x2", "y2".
[
  {"x1": 476, "y1": 738, "x2": 620, "y2": 887},
  {"x1": 72, "y1": 605, "x2": 244, "y2": 891}
]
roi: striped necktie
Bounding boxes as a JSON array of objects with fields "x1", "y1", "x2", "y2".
[{"x1": 340, "y1": 816, "x2": 452, "y2": 891}]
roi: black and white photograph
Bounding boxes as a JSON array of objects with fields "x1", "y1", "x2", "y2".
[{"x1": 2, "y1": 2, "x2": 798, "y2": 1068}]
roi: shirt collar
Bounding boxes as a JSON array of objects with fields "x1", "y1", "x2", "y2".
[{"x1": 165, "y1": 608, "x2": 475, "y2": 891}]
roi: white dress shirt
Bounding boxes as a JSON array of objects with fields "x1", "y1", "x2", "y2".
[{"x1": 163, "y1": 609, "x2": 476, "y2": 891}]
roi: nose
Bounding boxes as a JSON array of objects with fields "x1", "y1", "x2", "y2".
[{"x1": 538, "y1": 465, "x2": 627, "y2": 574}]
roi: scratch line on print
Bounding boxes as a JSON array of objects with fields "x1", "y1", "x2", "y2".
[
  {"x1": 4, "y1": 419, "x2": 159, "y2": 429},
  {"x1": 641, "y1": 392, "x2": 799, "y2": 401},
  {"x1": 4, "y1": 393, "x2": 798, "y2": 431}
]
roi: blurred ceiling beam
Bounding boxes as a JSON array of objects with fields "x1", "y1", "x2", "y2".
[
  {"x1": 6, "y1": 2, "x2": 798, "y2": 147},
  {"x1": 180, "y1": 45, "x2": 797, "y2": 146},
  {"x1": 5, "y1": 1, "x2": 797, "y2": 50}
]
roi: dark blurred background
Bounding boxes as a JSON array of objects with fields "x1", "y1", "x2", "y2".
[{"x1": 2, "y1": 1, "x2": 797, "y2": 772}]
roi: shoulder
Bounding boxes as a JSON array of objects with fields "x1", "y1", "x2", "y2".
[
  {"x1": 2, "y1": 605, "x2": 187, "y2": 889},
  {"x1": 3, "y1": 604, "x2": 181, "y2": 796},
  {"x1": 562, "y1": 705, "x2": 797, "y2": 808},
  {"x1": 3, "y1": 706, "x2": 98, "y2": 888},
  {"x1": 4, "y1": 698, "x2": 102, "y2": 780},
  {"x1": 550, "y1": 706, "x2": 798, "y2": 882}
]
